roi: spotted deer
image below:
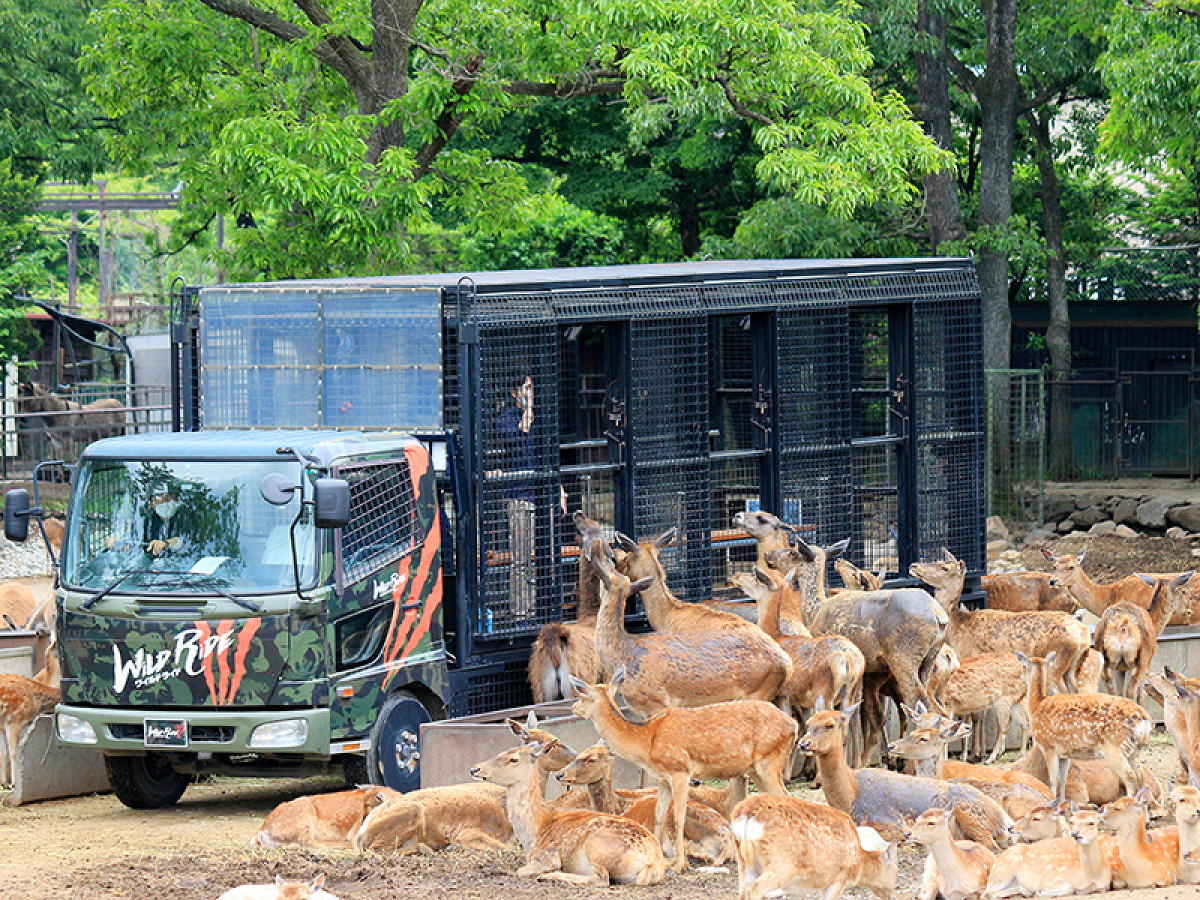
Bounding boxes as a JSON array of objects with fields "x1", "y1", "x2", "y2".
[
  {"x1": 1099, "y1": 788, "x2": 1178, "y2": 889},
  {"x1": 905, "y1": 807, "x2": 994, "y2": 900},
  {"x1": 0, "y1": 673, "x2": 60, "y2": 788},
  {"x1": 984, "y1": 805, "x2": 1110, "y2": 899},
  {"x1": 1173, "y1": 784, "x2": 1200, "y2": 884},
  {"x1": 939, "y1": 651, "x2": 1029, "y2": 764},
  {"x1": 216, "y1": 874, "x2": 340, "y2": 900}
]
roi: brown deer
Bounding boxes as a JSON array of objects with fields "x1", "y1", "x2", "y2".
[
  {"x1": 1092, "y1": 571, "x2": 1192, "y2": 702},
  {"x1": 834, "y1": 558, "x2": 886, "y2": 592},
  {"x1": 216, "y1": 874, "x2": 339, "y2": 900},
  {"x1": 554, "y1": 741, "x2": 736, "y2": 864},
  {"x1": 797, "y1": 703, "x2": 1011, "y2": 850},
  {"x1": 590, "y1": 558, "x2": 791, "y2": 717},
  {"x1": 0, "y1": 673, "x2": 61, "y2": 788},
  {"x1": 1007, "y1": 803, "x2": 1068, "y2": 844},
  {"x1": 504, "y1": 711, "x2": 581, "y2": 801},
  {"x1": 905, "y1": 806, "x2": 994, "y2": 900},
  {"x1": 569, "y1": 671, "x2": 796, "y2": 871},
  {"x1": 734, "y1": 509, "x2": 802, "y2": 569},
  {"x1": 731, "y1": 794, "x2": 898, "y2": 900},
  {"x1": 984, "y1": 805, "x2": 1110, "y2": 898},
  {"x1": 470, "y1": 742, "x2": 665, "y2": 885},
  {"x1": 1145, "y1": 668, "x2": 1200, "y2": 786},
  {"x1": 981, "y1": 572, "x2": 1076, "y2": 613},
  {"x1": 1046, "y1": 547, "x2": 1200, "y2": 626},
  {"x1": 910, "y1": 550, "x2": 1089, "y2": 693},
  {"x1": 1099, "y1": 788, "x2": 1178, "y2": 889},
  {"x1": 939, "y1": 651, "x2": 1029, "y2": 764},
  {"x1": 1018, "y1": 651, "x2": 1152, "y2": 802},
  {"x1": 353, "y1": 782, "x2": 514, "y2": 853},
  {"x1": 526, "y1": 510, "x2": 608, "y2": 702},
  {"x1": 253, "y1": 786, "x2": 401, "y2": 849},
  {"x1": 1174, "y1": 784, "x2": 1200, "y2": 884}
]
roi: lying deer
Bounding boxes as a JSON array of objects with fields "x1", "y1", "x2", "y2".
[
  {"x1": 470, "y1": 742, "x2": 665, "y2": 886},
  {"x1": 216, "y1": 874, "x2": 339, "y2": 900},
  {"x1": 1099, "y1": 787, "x2": 1178, "y2": 889},
  {"x1": 981, "y1": 571, "x2": 1076, "y2": 613},
  {"x1": 1174, "y1": 784, "x2": 1200, "y2": 884},
  {"x1": 1018, "y1": 650, "x2": 1153, "y2": 802},
  {"x1": 569, "y1": 670, "x2": 796, "y2": 871},
  {"x1": 798, "y1": 703, "x2": 1011, "y2": 850},
  {"x1": 905, "y1": 806, "x2": 994, "y2": 900},
  {"x1": 253, "y1": 786, "x2": 400, "y2": 849},
  {"x1": 1145, "y1": 668, "x2": 1200, "y2": 786},
  {"x1": 1007, "y1": 803, "x2": 1068, "y2": 844},
  {"x1": 353, "y1": 782, "x2": 514, "y2": 853},
  {"x1": 731, "y1": 794, "x2": 898, "y2": 900},
  {"x1": 505, "y1": 711, "x2": 580, "y2": 802},
  {"x1": 911, "y1": 550, "x2": 1089, "y2": 693},
  {"x1": 591, "y1": 558, "x2": 791, "y2": 717},
  {"x1": 984, "y1": 804, "x2": 1110, "y2": 899},
  {"x1": 0, "y1": 673, "x2": 61, "y2": 787}
]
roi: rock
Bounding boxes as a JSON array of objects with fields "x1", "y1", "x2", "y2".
[
  {"x1": 1167, "y1": 504, "x2": 1200, "y2": 533},
  {"x1": 1043, "y1": 498, "x2": 1075, "y2": 522},
  {"x1": 987, "y1": 539, "x2": 1011, "y2": 562},
  {"x1": 986, "y1": 516, "x2": 1010, "y2": 543},
  {"x1": 1136, "y1": 498, "x2": 1179, "y2": 530},
  {"x1": 1057, "y1": 519, "x2": 1076, "y2": 533},
  {"x1": 1111, "y1": 498, "x2": 1140, "y2": 525},
  {"x1": 1113, "y1": 524, "x2": 1139, "y2": 539},
  {"x1": 1166, "y1": 526, "x2": 1189, "y2": 541},
  {"x1": 1022, "y1": 527, "x2": 1057, "y2": 547},
  {"x1": 1072, "y1": 507, "x2": 1109, "y2": 528},
  {"x1": 1088, "y1": 520, "x2": 1117, "y2": 536},
  {"x1": 1074, "y1": 491, "x2": 1107, "y2": 510}
]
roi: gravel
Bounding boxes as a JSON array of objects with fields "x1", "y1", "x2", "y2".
[{"x1": 0, "y1": 533, "x2": 54, "y2": 579}]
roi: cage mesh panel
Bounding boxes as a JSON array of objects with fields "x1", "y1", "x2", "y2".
[
  {"x1": 915, "y1": 288, "x2": 986, "y2": 571},
  {"x1": 338, "y1": 460, "x2": 417, "y2": 584},
  {"x1": 853, "y1": 444, "x2": 899, "y2": 574},
  {"x1": 710, "y1": 316, "x2": 757, "y2": 453},
  {"x1": 449, "y1": 658, "x2": 533, "y2": 718},
  {"x1": 476, "y1": 320, "x2": 561, "y2": 636},
  {"x1": 710, "y1": 456, "x2": 763, "y2": 583},
  {"x1": 630, "y1": 315, "x2": 712, "y2": 601}
]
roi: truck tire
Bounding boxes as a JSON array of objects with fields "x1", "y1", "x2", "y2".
[
  {"x1": 104, "y1": 754, "x2": 191, "y2": 809},
  {"x1": 367, "y1": 690, "x2": 431, "y2": 793}
]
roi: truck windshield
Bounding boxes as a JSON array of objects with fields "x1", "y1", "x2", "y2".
[{"x1": 63, "y1": 459, "x2": 319, "y2": 595}]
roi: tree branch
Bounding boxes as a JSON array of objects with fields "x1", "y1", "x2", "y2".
[
  {"x1": 714, "y1": 72, "x2": 774, "y2": 127},
  {"x1": 1017, "y1": 72, "x2": 1084, "y2": 115},
  {"x1": 413, "y1": 55, "x2": 483, "y2": 178},
  {"x1": 290, "y1": 0, "x2": 371, "y2": 73},
  {"x1": 505, "y1": 71, "x2": 625, "y2": 98},
  {"x1": 945, "y1": 46, "x2": 979, "y2": 96}
]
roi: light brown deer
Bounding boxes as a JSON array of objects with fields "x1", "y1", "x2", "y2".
[
  {"x1": 906, "y1": 806, "x2": 994, "y2": 900},
  {"x1": 1173, "y1": 784, "x2": 1200, "y2": 884},
  {"x1": 983, "y1": 805, "x2": 1110, "y2": 898},
  {"x1": 470, "y1": 742, "x2": 665, "y2": 885},
  {"x1": 527, "y1": 511, "x2": 608, "y2": 702},
  {"x1": 1011, "y1": 744, "x2": 1165, "y2": 811},
  {"x1": 1075, "y1": 647, "x2": 1103, "y2": 694},
  {"x1": 353, "y1": 781, "x2": 514, "y2": 853},
  {"x1": 798, "y1": 704, "x2": 1011, "y2": 850},
  {"x1": 0, "y1": 581, "x2": 41, "y2": 632},
  {"x1": 1145, "y1": 669, "x2": 1200, "y2": 785},
  {"x1": 253, "y1": 786, "x2": 401, "y2": 849},
  {"x1": 731, "y1": 794, "x2": 898, "y2": 900},
  {"x1": 1092, "y1": 571, "x2": 1192, "y2": 702},
  {"x1": 0, "y1": 672, "x2": 60, "y2": 787},
  {"x1": 1018, "y1": 651, "x2": 1152, "y2": 802},
  {"x1": 1007, "y1": 803, "x2": 1068, "y2": 844},
  {"x1": 834, "y1": 558, "x2": 886, "y2": 592},
  {"x1": 569, "y1": 671, "x2": 796, "y2": 872},
  {"x1": 939, "y1": 652, "x2": 1029, "y2": 764},
  {"x1": 216, "y1": 874, "x2": 339, "y2": 900},
  {"x1": 1045, "y1": 547, "x2": 1200, "y2": 626},
  {"x1": 1099, "y1": 788, "x2": 1178, "y2": 889},
  {"x1": 911, "y1": 551, "x2": 1089, "y2": 693},
  {"x1": 504, "y1": 711, "x2": 581, "y2": 802},
  {"x1": 613, "y1": 528, "x2": 768, "y2": 633},
  {"x1": 590, "y1": 558, "x2": 791, "y2": 718},
  {"x1": 554, "y1": 741, "x2": 736, "y2": 864},
  {"x1": 734, "y1": 509, "x2": 802, "y2": 569},
  {"x1": 981, "y1": 572, "x2": 1076, "y2": 613}
]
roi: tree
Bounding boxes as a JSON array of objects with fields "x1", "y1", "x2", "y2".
[
  {"x1": 0, "y1": 161, "x2": 47, "y2": 361},
  {"x1": 84, "y1": 0, "x2": 950, "y2": 279}
]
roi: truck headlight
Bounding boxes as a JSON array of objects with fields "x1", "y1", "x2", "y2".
[
  {"x1": 248, "y1": 718, "x2": 308, "y2": 749},
  {"x1": 57, "y1": 713, "x2": 98, "y2": 744}
]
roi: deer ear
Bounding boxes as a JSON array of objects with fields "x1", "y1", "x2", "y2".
[
  {"x1": 1173, "y1": 571, "x2": 1195, "y2": 589},
  {"x1": 1077, "y1": 547, "x2": 1087, "y2": 564},
  {"x1": 526, "y1": 709, "x2": 539, "y2": 728},
  {"x1": 310, "y1": 874, "x2": 326, "y2": 891},
  {"x1": 506, "y1": 718, "x2": 525, "y2": 738},
  {"x1": 843, "y1": 700, "x2": 861, "y2": 719},
  {"x1": 630, "y1": 575, "x2": 655, "y2": 594},
  {"x1": 825, "y1": 538, "x2": 850, "y2": 560},
  {"x1": 569, "y1": 675, "x2": 592, "y2": 697},
  {"x1": 1040, "y1": 547, "x2": 1056, "y2": 562},
  {"x1": 1015, "y1": 650, "x2": 1030, "y2": 666},
  {"x1": 611, "y1": 664, "x2": 627, "y2": 690},
  {"x1": 1045, "y1": 650, "x2": 1057, "y2": 665},
  {"x1": 655, "y1": 527, "x2": 678, "y2": 549},
  {"x1": 1136, "y1": 786, "x2": 1150, "y2": 804},
  {"x1": 793, "y1": 538, "x2": 816, "y2": 562},
  {"x1": 754, "y1": 567, "x2": 774, "y2": 587},
  {"x1": 1136, "y1": 572, "x2": 1154, "y2": 586},
  {"x1": 613, "y1": 531, "x2": 638, "y2": 552}
]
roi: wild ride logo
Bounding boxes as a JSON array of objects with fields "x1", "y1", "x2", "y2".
[{"x1": 112, "y1": 627, "x2": 240, "y2": 693}]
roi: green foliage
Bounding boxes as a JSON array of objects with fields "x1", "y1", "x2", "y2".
[
  {"x1": 0, "y1": 159, "x2": 45, "y2": 360},
  {"x1": 458, "y1": 194, "x2": 625, "y2": 270}
]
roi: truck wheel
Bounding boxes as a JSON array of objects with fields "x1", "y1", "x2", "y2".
[
  {"x1": 104, "y1": 754, "x2": 191, "y2": 809},
  {"x1": 367, "y1": 690, "x2": 431, "y2": 793}
]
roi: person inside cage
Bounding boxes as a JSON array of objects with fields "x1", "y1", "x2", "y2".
[{"x1": 495, "y1": 372, "x2": 537, "y2": 620}]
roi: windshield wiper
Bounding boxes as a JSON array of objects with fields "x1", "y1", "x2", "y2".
[
  {"x1": 81, "y1": 569, "x2": 158, "y2": 610},
  {"x1": 156, "y1": 570, "x2": 263, "y2": 613}
]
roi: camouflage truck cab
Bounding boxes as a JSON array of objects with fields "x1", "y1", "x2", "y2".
[{"x1": 38, "y1": 429, "x2": 445, "y2": 807}]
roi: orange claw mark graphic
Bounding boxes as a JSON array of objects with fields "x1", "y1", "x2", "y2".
[{"x1": 228, "y1": 618, "x2": 262, "y2": 704}]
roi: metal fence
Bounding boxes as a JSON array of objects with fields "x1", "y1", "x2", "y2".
[{"x1": 985, "y1": 369, "x2": 1046, "y2": 524}]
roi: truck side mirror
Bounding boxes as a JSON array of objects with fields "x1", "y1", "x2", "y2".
[
  {"x1": 5, "y1": 489, "x2": 32, "y2": 542},
  {"x1": 313, "y1": 478, "x2": 350, "y2": 529}
]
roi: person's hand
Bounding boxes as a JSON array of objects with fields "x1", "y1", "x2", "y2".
[{"x1": 148, "y1": 536, "x2": 182, "y2": 556}]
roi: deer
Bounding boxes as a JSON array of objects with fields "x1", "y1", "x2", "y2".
[
  {"x1": 504, "y1": 711, "x2": 581, "y2": 801},
  {"x1": 1091, "y1": 571, "x2": 1193, "y2": 702},
  {"x1": 1045, "y1": 547, "x2": 1200, "y2": 627},
  {"x1": 731, "y1": 793, "x2": 898, "y2": 900},
  {"x1": 905, "y1": 806, "x2": 994, "y2": 900},
  {"x1": 216, "y1": 874, "x2": 340, "y2": 900},
  {"x1": 983, "y1": 804, "x2": 1110, "y2": 899},
  {"x1": 766, "y1": 537, "x2": 949, "y2": 758},
  {"x1": 1018, "y1": 650, "x2": 1152, "y2": 802},
  {"x1": 0, "y1": 672, "x2": 61, "y2": 788},
  {"x1": 554, "y1": 741, "x2": 737, "y2": 865},
  {"x1": 1145, "y1": 668, "x2": 1200, "y2": 786},
  {"x1": 938, "y1": 651, "x2": 1029, "y2": 764},
  {"x1": 253, "y1": 786, "x2": 401, "y2": 849},
  {"x1": 590, "y1": 556, "x2": 791, "y2": 718},
  {"x1": 797, "y1": 703, "x2": 1012, "y2": 850},
  {"x1": 569, "y1": 670, "x2": 796, "y2": 872},
  {"x1": 1173, "y1": 784, "x2": 1200, "y2": 884},
  {"x1": 1011, "y1": 744, "x2": 1165, "y2": 812},
  {"x1": 470, "y1": 742, "x2": 666, "y2": 885},
  {"x1": 1099, "y1": 787, "x2": 1178, "y2": 889},
  {"x1": 0, "y1": 582, "x2": 41, "y2": 632},
  {"x1": 981, "y1": 572, "x2": 1076, "y2": 613},
  {"x1": 527, "y1": 510, "x2": 608, "y2": 702},
  {"x1": 613, "y1": 528, "x2": 769, "y2": 633},
  {"x1": 910, "y1": 550, "x2": 1090, "y2": 693},
  {"x1": 353, "y1": 781, "x2": 514, "y2": 853},
  {"x1": 834, "y1": 558, "x2": 886, "y2": 592},
  {"x1": 1007, "y1": 803, "x2": 1069, "y2": 844}
]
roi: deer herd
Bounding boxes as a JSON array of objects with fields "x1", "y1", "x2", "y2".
[{"x1": 8, "y1": 509, "x2": 1200, "y2": 900}]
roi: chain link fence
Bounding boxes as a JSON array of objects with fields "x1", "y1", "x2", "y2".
[{"x1": 985, "y1": 369, "x2": 1046, "y2": 524}]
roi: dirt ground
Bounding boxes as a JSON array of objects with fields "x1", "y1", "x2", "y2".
[{"x1": 3, "y1": 534, "x2": 1200, "y2": 900}]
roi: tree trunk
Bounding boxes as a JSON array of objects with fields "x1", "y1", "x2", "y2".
[
  {"x1": 914, "y1": 1, "x2": 965, "y2": 250},
  {"x1": 1028, "y1": 108, "x2": 1074, "y2": 479}
]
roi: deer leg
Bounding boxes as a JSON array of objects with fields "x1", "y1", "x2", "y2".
[
  {"x1": 453, "y1": 828, "x2": 513, "y2": 852},
  {"x1": 986, "y1": 701, "x2": 1014, "y2": 765},
  {"x1": 1097, "y1": 744, "x2": 1143, "y2": 797},
  {"x1": 1043, "y1": 748, "x2": 1070, "y2": 802},
  {"x1": 752, "y1": 744, "x2": 792, "y2": 796},
  {"x1": 820, "y1": 877, "x2": 849, "y2": 900},
  {"x1": 1052, "y1": 646, "x2": 1084, "y2": 693},
  {"x1": 669, "y1": 772, "x2": 691, "y2": 872},
  {"x1": 653, "y1": 779, "x2": 673, "y2": 848},
  {"x1": 518, "y1": 848, "x2": 564, "y2": 879}
]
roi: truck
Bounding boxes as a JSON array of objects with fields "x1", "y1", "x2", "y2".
[{"x1": 6, "y1": 258, "x2": 988, "y2": 808}]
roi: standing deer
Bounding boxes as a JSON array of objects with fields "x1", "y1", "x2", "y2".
[
  {"x1": 1091, "y1": 571, "x2": 1192, "y2": 702},
  {"x1": 569, "y1": 671, "x2": 796, "y2": 872},
  {"x1": 1046, "y1": 548, "x2": 1200, "y2": 627},
  {"x1": 470, "y1": 742, "x2": 666, "y2": 885},
  {"x1": 938, "y1": 651, "x2": 1029, "y2": 764}
]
